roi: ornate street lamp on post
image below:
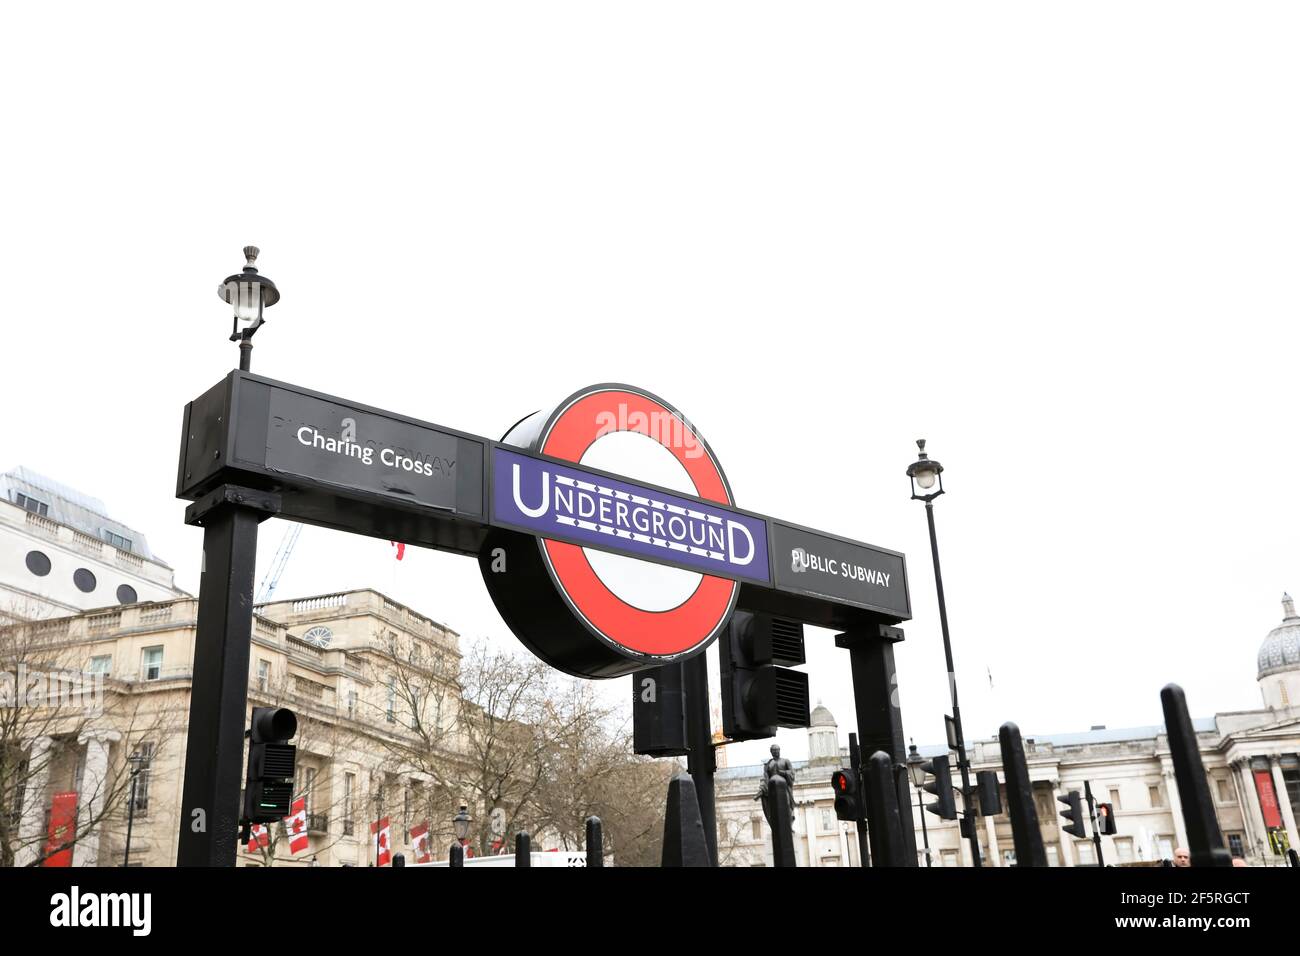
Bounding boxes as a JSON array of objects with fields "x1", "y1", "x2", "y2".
[
  {"x1": 453, "y1": 804, "x2": 471, "y2": 849},
  {"x1": 218, "y1": 245, "x2": 279, "y2": 372},
  {"x1": 122, "y1": 751, "x2": 146, "y2": 867},
  {"x1": 907, "y1": 741, "x2": 932, "y2": 868},
  {"x1": 907, "y1": 439, "x2": 982, "y2": 867}
]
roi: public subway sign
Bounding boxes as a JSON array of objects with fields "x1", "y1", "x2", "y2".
[{"x1": 178, "y1": 373, "x2": 909, "y2": 680}]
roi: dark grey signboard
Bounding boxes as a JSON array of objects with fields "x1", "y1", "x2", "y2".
[
  {"x1": 257, "y1": 387, "x2": 484, "y2": 516},
  {"x1": 770, "y1": 522, "x2": 910, "y2": 619}
]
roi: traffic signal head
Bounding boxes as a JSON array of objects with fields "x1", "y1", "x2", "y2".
[
  {"x1": 1058, "y1": 789, "x2": 1086, "y2": 838},
  {"x1": 719, "y1": 612, "x2": 809, "y2": 741},
  {"x1": 1097, "y1": 802, "x2": 1117, "y2": 836},
  {"x1": 830, "y1": 769, "x2": 861, "y2": 822},
  {"x1": 921, "y1": 754, "x2": 957, "y2": 820},
  {"x1": 632, "y1": 663, "x2": 688, "y2": 756},
  {"x1": 976, "y1": 770, "x2": 1002, "y2": 816},
  {"x1": 244, "y1": 706, "x2": 298, "y2": 823},
  {"x1": 250, "y1": 706, "x2": 297, "y2": 744}
]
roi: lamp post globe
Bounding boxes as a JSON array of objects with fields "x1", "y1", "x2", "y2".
[
  {"x1": 453, "y1": 805, "x2": 471, "y2": 843},
  {"x1": 906, "y1": 439, "x2": 944, "y2": 501},
  {"x1": 218, "y1": 245, "x2": 279, "y2": 372},
  {"x1": 907, "y1": 741, "x2": 927, "y2": 789}
]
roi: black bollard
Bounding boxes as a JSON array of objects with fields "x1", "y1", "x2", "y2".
[
  {"x1": 585, "y1": 816, "x2": 604, "y2": 867},
  {"x1": 449, "y1": 843, "x2": 463, "y2": 868},
  {"x1": 999, "y1": 722, "x2": 1047, "y2": 867},
  {"x1": 515, "y1": 831, "x2": 531, "y2": 867},
  {"x1": 1161, "y1": 684, "x2": 1232, "y2": 867},
  {"x1": 392, "y1": 853, "x2": 405, "y2": 868},
  {"x1": 768, "y1": 776, "x2": 797, "y2": 867},
  {"x1": 863, "y1": 751, "x2": 907, "y2": 866},
  {"x1": 662, "y1": 774, "x2": 712, "y2": 866}
]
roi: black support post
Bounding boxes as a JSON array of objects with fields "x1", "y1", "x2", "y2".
[
  {"x1": 177, "y1": 497, "x2": 268, "y2": 867},
  {"x1": 836, "y1": 627, "x2": 917, "y2": 866},
  {"x1": 515, "y1": 832, "x2": 531, "y2": 867},
  {"x1": 681, "y1": 653, "x2": 717, "y2": 866},
  {"x1": 863, "y1": 751, "x2": 907, "y2": 866},
  {"x1": 585, "y1": 816, "x2": 603, "y2": 867},
  {"x1": 450, "y1": 844, "x2": 464, "y2": 867},
  {"x1": 1161, "y1": 684, "x2": 1232, "y2": 867},
  {"x1": 999, "y1": 722, "x2": 1047, "y2": 867},
  {"x1": 769, "y1": 776, "x2": 797, "y2": 867}
]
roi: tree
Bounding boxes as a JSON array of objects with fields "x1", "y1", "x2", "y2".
[{"x1": 0, "y1": 608, "x2": 182, "y2": 867}]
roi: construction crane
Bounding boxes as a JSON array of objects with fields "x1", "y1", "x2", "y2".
[{"x1": 255, "y1": 523, "x2": 303, "y2": 604}]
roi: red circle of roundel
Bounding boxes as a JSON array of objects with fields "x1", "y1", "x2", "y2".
[{"x1": 537, "y1": 388, "x2": 737, "y2": 659}]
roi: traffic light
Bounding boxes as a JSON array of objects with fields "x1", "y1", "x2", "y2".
[
  {"x1": 1058, "y1": 789, "x2": 1086, "y2": 838},
  {"x1": 921, "y1": 754, "x2": 957, "y2": 820},
  {"x1": 976, "y1": 770, "x2": 1002, "y2": 816},
  {"x1": 243, "y1": 707, "x2": 297, "y2": 823},
  {"x1": 719, "y1": 611, "x2": 810, "y2": 741},
  {"x1": 632, "y1": 663, "x2": 688, "y2": 756},
  {"x1": 1096, "y1": 802, "x2": 1118, "y2": 836},
  {"x1": 830, "y1": 769, "x2": 861, "y2": 822}
]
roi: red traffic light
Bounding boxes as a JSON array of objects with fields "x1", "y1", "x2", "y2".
[{"x1": 833, "y1": 771, "x2": 849, "y2": 792}]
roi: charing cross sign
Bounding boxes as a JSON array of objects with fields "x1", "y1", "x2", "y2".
[{"x1": 178, "y1": 374, "x2": 909, "y2": 679}]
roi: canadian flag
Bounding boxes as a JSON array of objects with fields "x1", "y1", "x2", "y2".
[
  {"x1": 285, "y1": 798, "x2": 309, "y2": 855},
  {"x1": 247, "y1": 823, "x2": 269, "y2": 853},
  {"x1": 410, "y1": 821, "x2": 432, "y2": 864},
  {"x1": 371, "y1": 816, "x2": 392, "y2": 867}
]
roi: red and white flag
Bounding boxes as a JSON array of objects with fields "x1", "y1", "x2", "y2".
[
  {"x1": 390, "y1": 541, "x2": 406, "y2": 561},
  {"x1": 410, "y1": 821, "x2": 432, "y2": 864},
  {"x1": 285, "y1": 798, "x2": 309, "y2": 855},
  {"x1": 247, "y1": 823, "x2": 269, "y2": 853},
  {"x1": 371, "y1": 816, "x2": 392, "y2": 867}
]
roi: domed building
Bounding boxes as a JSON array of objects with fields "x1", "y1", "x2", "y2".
[
  {"x1": 1258, "y1": 594, "x2": 1300, "y2": 710},
  {"x1": 715, "y1": 595, "x2": 1300, "y2": 867},
  {"x1": 807, "y1": 702, "x2": 841, "y2": 767}
]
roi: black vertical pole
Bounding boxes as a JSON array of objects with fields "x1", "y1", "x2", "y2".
[
  {"x1": 515, "y1": 832, "x2": 531, "y2": 867},
  {"x1": 1161, "y1": 683, "x2": 1232, "y2": 867},
  {"x1": 392, "y1": 853, "x2": 405, "y2": 868},
  {"x1": 769, "y1": 776, "x2": 797, "y2": 867},
  {"x1": 847, "y1": 732, "x2": 871, "y2": 867},
  {"x1": 681, "y1": 653, "x2": 717, "y2": 865},
  {"x1": 450, "y1": 843, "x2": 464, "y2": 867},
  {"x1": 836, "y1": 628, "x2": 917, "y2": 866},
  {"x1": 177, "y1": 504, "x2": 261, "y2": 867},
  {"x1": 862, "y1": 751, "x2": 907, "y2": 866},
  {"x1": 999, "y1": 722, "x2": 1047, "y2": 867},
  {"x1": 1084, "y1": 781, "x2": 1105, "y2": 867},
  {"x1": 123, "y1": 771, "x2": 138, "y2": 867},
  {"x1": 924, "y1": 501, "x2": 981, "y2": 867},
  {"x1": 585, "y1": 816, "x2": 603, "y2": 867}
]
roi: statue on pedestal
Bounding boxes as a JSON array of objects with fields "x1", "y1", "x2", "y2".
[{"x1": 754, "y1": 743, "x2": 796, "y2": 829}]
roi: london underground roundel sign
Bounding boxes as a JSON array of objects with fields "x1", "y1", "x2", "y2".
[{"x1": 480, "y1": 384, "x2": 752, "y2": 679}]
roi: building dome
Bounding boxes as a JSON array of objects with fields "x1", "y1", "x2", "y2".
[
  {"x1": 1258, "y1": 594, "x2": 1300, "y2": 679},
  {"x1": 810, "y1": 702, "x2": 837, "y2": 728}
]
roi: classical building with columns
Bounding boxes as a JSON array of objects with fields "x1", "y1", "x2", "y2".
[
  {"x1": 3, "y1": 588, "x2": 471, "y2": 867},
  {"x1": 716, "y1": 596, "x2": 1300, "y2": 866}
]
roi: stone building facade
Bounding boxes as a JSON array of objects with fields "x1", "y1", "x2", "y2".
[{"x1": 717, "y1": 597, "x2": 1300, "y2": 866}]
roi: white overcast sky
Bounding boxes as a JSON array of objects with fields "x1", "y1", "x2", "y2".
[{"x1": 3, "y1": 3, "x2": 1297, "y2": 767}]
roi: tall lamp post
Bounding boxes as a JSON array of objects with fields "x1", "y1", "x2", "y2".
[
  {"x1": 907, "y1": 439, "x2": 981, "y2": 868},
  {"x1": 907, "y1": 741, "x2": 932, "y2": 867},
  {"x1": 122, "y1": 752, "x2": 145, "y2": 866},
  {"x1": 218, "y1": 246, "x2": 279, "y2": 372}
]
